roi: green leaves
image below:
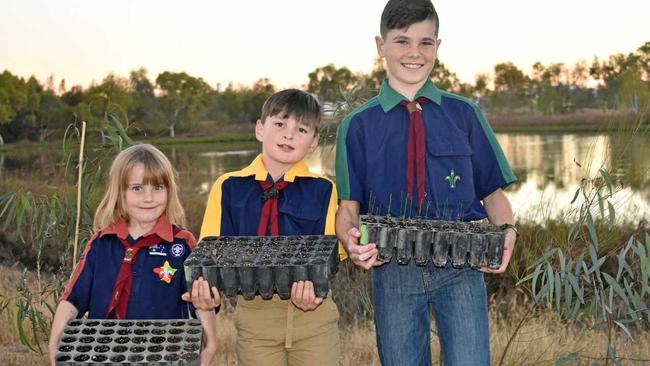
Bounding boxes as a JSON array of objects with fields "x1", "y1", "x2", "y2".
[{"x1": 0, "y1": 115, "x2": 133, "y2": 354}]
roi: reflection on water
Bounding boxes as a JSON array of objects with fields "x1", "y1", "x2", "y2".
[
  {"x1": 498, "y1": 133, "x2": 649, "y2": 222},
  {"x1": 1, "y1": 132, "x2": 649, "y2": 224}
]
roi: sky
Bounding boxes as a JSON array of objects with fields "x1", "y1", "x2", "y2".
[{"x1": 1, "y1": 0, "x2": 649, "y2": 91}]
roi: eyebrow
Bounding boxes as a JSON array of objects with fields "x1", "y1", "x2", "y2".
[{"x1": 392, "y1": 35, "x2": 436, "y2": 41}]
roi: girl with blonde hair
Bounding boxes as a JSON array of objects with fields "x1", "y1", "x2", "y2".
[{"x1": 49, "y1": 144, "x2": 220, "y2": 366}]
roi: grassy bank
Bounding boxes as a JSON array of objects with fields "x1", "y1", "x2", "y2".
[{"x1": 488, "y1": 109, "x2": 646, "y2": 134}]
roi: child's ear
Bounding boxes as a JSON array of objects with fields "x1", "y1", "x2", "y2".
[
  {"x1": 255, "y1": 119, "x2": 264, "y2": 142},
  {"x1": 375, "y1": 35, "x2": 385, "y2": 57},
  {"x1": 308, "y1": 134, "x2": 320, "y2": 153}
]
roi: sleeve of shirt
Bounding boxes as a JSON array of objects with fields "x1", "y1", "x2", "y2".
[
  {"x1": 60, "y1": 234, "x2": 99, "y2": 315},
  {"x1": 467, "y1": 104, "x2": 517, "y2": 199},
  {"x1": 323, "y1": 180, "x2": 348, "y2": 261},
  {"x1": 335, "y1": 114, "x2": 366, "y2": 204},
  {"x1": 199, "y1": 175, "x2": 233, "y2": 240}
]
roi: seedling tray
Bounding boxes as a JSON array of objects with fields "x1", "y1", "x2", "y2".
[
  {"x1": 54, "y1": 319, "x2": 203, "y2": 365},
  {"x1": 360, "y1": 215, "x2": 505, "y2": 269},
  {"x1": 184, "y1": 235, "x2": 339, "y2": 300}
]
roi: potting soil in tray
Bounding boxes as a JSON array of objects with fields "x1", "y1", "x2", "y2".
[
  {"x1": 184, "y1": 235, "x2": 339, "y2": 300},
  {"x1": 360, "y1": 215, "x2": 505, "y2": 269},
  {"x1": 54, "y1": 318, "x2": 203, "y2": 365}
]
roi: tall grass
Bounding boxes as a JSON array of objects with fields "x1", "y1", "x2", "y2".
[{"x1": 3, "y1": 265, "x2": 649, "y2": 365}]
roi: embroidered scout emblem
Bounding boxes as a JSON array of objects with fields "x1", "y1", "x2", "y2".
[
  {"x1": 153, "y1": 261, "x2": 177, "y2": 283},
  {"x1": 170, "y1": 243, "x2": 185, "y2": 258},
  {"x1": 148, "y1": 244, "x2": 167, "y2": 256},
  {"x1": 445, "y1": 169, "x2": 461, "y2": 188}
]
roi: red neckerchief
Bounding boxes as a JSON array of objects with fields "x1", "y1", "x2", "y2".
[
  {"x1": 102, "y1": 215, "x2": 178, "y2": 319},
  {"x1": 400, "y1": 97, "x2": 428, "y2": 209},
  {"x1": 257, "y1": 181, "x2": 291, "y2": 236}
]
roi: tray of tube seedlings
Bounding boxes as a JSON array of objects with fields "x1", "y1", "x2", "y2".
[
  {"x1": 359, "y1": 215, "x2": 505, "y2": 269},
  {"x1": 184, "y1": 235, "x2": 339, "y2": 300},
  {"x1": 54, "y1": 318, "x2": 203, "y2": 365}
]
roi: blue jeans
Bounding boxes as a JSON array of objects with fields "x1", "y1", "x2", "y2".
[{"x1": 372, "y1": 260, "x2": 490, "y2": 366}]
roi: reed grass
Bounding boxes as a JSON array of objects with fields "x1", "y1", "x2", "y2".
[{"x1": 3, "y1": 265, "x2": 648, "y2": 366}]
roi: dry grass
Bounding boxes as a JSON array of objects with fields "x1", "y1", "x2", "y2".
[{"x1": 2, "y1": 265, "x2": 649, "y2": 366}]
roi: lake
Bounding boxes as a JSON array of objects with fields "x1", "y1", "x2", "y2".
[{"x1": 1, "y1": 131, "x2": 648, "y2": 230}]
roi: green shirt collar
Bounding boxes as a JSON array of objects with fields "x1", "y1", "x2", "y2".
[{"x1": 378, "y1": 78, "x2": 442, "y2": 112}]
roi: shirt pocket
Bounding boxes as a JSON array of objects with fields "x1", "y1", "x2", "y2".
[
  {"x1": 279, "y1": 197, "x2": 324, "y2": 235},
  {"x1": 426, "y1": 135, "x2": 476, "y2": 218}
]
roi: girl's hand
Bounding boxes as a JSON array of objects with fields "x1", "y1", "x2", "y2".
[
  {"x1": 290, "y1": 281, "x2": 323, "y2": 311},
  {"x1": 181, "y1": 277, "x2": 221, "y2": 311}
]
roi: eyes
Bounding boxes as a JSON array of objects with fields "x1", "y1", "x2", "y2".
[
  {"x1": 272, "y1": 121, "x2": 311, "y2": 134},
  {"x1": 394, "y1": 38, "x2": 436, "y2": 48},
  {"x1": 128, "y1": 184, "x2": 166, "y2": 192}
]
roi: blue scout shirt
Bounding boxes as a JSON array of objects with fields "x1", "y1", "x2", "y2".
[
  {"x1": 336, "y1": 79, "x2": 516, "y2": 220},
  {"x1": 200, "y1": 154, "x2": 347, "y2": 260},
  {"x1": 61, "y1": 215, "x2": 196, "y2": 319}
]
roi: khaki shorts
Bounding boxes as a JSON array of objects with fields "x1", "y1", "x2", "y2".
[{"x1": 234, "y1": 294, "x2": 340, "y2": 366}]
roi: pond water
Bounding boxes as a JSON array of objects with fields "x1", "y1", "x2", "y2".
[{"x1": 1, "y1": 131, "x2": 648, "y2": 229}]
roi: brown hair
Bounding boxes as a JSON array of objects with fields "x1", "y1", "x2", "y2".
[
  {"x1": 260, "y1": 89, "x2": 321, "y2": 133},
  {"x1": 93, "y1": 144, "x2": 186, "y2": 231},
  {"x1": 380, "y1": 0, "x2": 439, "y2": 38}
]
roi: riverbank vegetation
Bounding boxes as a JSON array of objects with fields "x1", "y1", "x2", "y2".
[{"x1": 1, "y1": 41, "x2": 648, "y2": 144}]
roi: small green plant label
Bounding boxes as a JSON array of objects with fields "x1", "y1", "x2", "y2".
[{"x1": 359, "y1": 224, "x2": 369, "y2": 245}]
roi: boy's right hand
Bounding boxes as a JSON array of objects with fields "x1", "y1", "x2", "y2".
[
  {"x1": 291, "y1": 281, "x2": 323, "y2": 311},
  {"x1": 344, "y1": 227, "x2": 382, "y2": 270}
]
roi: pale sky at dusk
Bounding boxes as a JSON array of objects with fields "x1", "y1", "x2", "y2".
[{"x1": 1, "y1": 0, "x2": 649, "y2": 90}]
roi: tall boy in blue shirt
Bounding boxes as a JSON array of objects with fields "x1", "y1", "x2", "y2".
[
  {"x1": 335, "y1": 0, "x2": 518, "y2": 365},
  {"x1": 200, "y1": 89, "x2": 345, "y2": 366}
]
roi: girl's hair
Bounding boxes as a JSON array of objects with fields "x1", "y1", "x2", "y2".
[{"x1": 93, "y1": 144, "x2": 186, "y2": 231}]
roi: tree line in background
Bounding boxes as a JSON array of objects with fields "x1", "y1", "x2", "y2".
[{"x1": 0, "y1": 41, "x2": 648, "y2": 144}]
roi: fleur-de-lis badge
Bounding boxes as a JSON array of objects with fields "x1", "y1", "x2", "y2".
[{"x1": 445, "y1": 169, "x2": 461, "y2": 188}]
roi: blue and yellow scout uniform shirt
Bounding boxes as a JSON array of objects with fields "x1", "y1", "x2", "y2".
[
  {"x1": 200, "y1": 154, "x2": 346, "y2": 259},
  {"x1": 336, "y1": 79, "x2": 516, "y2": 220},
  {"x1": 61, "y1": 216, "x2": 196, "y2": 319}
]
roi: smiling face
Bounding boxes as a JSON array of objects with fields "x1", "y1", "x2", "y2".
[
  {"x1": 123, "y1": 163, "x2": 168, "y2": 236},
  {"x1": 256, "y1": 113, "x2": 319, "y2": 180},
  {"x1": 376, "y1": 19, "x2": 440, "y2": 99}
]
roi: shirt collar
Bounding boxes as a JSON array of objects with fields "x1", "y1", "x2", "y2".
[
  {"x1": 377, "y1": 78, "x2": 442, "y2": 112},
  {"x1": 99, "y1": 214, "x2": 174, "y2": 242},
  {"x1": 240, "y1": 154, "x2": 311, "y2": 183}
]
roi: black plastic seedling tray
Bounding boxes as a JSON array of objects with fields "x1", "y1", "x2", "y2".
[
  {"x1": 54, "y1": 319, "x2": 203, "y2": 365},
  {"x1": 184, "y1": 235, "x2": 339, "y2": 300},
  {"x1": 360, "y1": 215, "x2": 505, "y2": 269}
]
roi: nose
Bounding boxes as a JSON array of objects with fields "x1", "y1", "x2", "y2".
[
  {"x1": 283, "y1": 129, "x2": 295, "y2": 140},
  {"x1": 143, "y1": 188, "x2": 154, "y2": 201},
  {"x1": 407, "y1": 43, "x2": 420, "y2": 57}
]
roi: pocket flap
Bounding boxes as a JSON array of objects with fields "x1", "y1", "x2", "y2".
[
  {"x1": 427, "y1": 136, "x2": 473, "y2": 156},
  {"x1": 279, "y1": 199, "x2": 322, "y2": 221}
]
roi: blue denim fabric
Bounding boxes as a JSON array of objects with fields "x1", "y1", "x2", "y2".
[{"x1": 372, "y1": 260, "x2": 490, "y2": 366}]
